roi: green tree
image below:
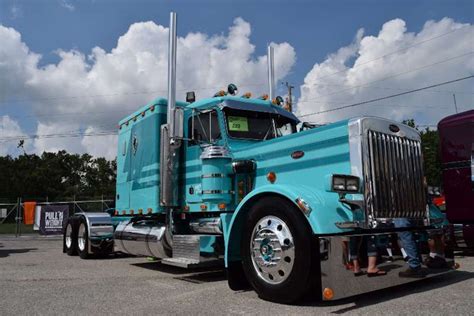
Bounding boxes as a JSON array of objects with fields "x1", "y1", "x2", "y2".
[{"x1": 402, "y1": 119, "x2": 442, "y2": 187}]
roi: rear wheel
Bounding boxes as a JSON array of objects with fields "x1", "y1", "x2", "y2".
[
  {"x1": 63, "y1": 220, "x2": 77, "y2": 256},
  {"x1": 241, "y1": 196, "x2": 313, "y2": 304},
  {"x1": 77, "y1": 219, "x2": 90, "y2": 259}
]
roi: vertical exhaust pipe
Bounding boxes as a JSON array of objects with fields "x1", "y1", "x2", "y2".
[
  {"x1": 267, "y1": 45, "x2": 275, "y2": 101},
  {"x1": 167, "y1": 12, "x2": 177, "y2": 138},
  {"x1": 160, "y1": 12, "x2": 180, "y2": 208}
]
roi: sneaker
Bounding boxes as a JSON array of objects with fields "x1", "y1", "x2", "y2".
[
  {"x1": 425, "y1": 256, "x2": 448, "y2": 269},
  {"x1": 399, "y1": 267, "x2": 426, "y2": 278}
]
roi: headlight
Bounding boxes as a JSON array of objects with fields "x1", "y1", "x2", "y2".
[{"x1": 331, "y1": 174, "x2": 360, "y2": 193}]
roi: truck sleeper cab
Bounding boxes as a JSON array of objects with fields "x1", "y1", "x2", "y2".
[
  {"x1": 438, "y1": 109, "x2": 474, "y2": 249},
  {"x1": 64, "y1": 95, "x2": 456, "y2": 304}
]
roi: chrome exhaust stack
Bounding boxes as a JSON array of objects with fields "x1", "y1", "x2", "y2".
[
  {"x1": 267, "y1": 45, "x2": 275, "y2": 101},
  {"x1": 160, "y1": 11, "x2": 182, "y2": 207},
  {"x1": 167, "y1": 11, "x2": 178, "y2": 139}
]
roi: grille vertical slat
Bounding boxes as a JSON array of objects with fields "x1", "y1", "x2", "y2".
[
  {"x1": 380, "y1": 134, "x2": 391, "y2": 216},
  {"x1": 415, "y1": 142, "x2": 425, "y2": 217},
  {"x1": 391, "y1": 136, "x2": 400, "y2": 217},
  {"x1": 366, "y1": 130, "x2": 425, "y2": 221}
]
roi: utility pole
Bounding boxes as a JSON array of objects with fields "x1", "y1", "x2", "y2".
[
  {"x1": 452, "y1": 94, "x2": 458, "y2": 114},
  {"x1": 283, "y1": 82, "x2": 294, "y2": 113}
]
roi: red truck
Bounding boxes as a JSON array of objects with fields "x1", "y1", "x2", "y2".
[{"x1": 438, "y1": 109, "x2": 474, "y2": 249}]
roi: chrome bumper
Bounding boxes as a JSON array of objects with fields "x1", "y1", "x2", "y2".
[{"x1": 317, "y1": 229, "x2": 456, "y2": 301}]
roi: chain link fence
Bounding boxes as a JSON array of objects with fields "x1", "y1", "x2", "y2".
[{"x1": 0, "y1": 197, "x2": 114, "y2": 236}]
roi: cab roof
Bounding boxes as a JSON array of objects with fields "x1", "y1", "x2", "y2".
[{"x1": 119, "y1": 95, "x2": 300, "y2": 126}]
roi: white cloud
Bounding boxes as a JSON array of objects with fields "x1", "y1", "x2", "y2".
[
  {"x1": 0, "y1": 116, "x2": 25, "y2": 156},
  {"x1": 297, "y1": 18, "x2": 474, "y2": 126},
  {"x1": 33, "y1": 121, "x2": 83, "y2": 154},
  {"x1": 81, "y1": 127, "x2": 117, "y2": 160},
  {"x1": 59, "y1": 0, "x2": 75, "y2": 12},
  {"x1": 0, "y1": 18, "x2": 296, "y2": 158}
]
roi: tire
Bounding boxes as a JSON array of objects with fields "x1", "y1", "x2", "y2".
[
  {"x1": 241, "y1": 196, "x2": 313, "y2": 304},
  {"x1": 77, "y1": 218, "x2": 90, "y2": 259},
  {"x1": 63, "y1": 220, "x2": 77, "y2": 256}
]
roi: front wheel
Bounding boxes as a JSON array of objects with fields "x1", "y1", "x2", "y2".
[{"x1": 241, "y1": 196, "x2": 313, "y2": 304}]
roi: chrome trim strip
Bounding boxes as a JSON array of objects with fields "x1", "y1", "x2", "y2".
[
  {"x1": 335, "y1": 221, "x2": 365, "y2": 229},
  {"x1": 189, "y1": 217, "x2": 222, "y2": 234},
  {"x1": 201, "y1": 173, "x2": 228, "y2": 178},
  {"x1": 202, "y1": 190, "x2": 233, "y2": 194},
  {"x1": 200, "y1": 146, "x2": 231, "y2": 159}
]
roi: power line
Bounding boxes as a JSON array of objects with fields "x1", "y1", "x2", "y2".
[
  {"x1": 298, "y1": 75, "x2": 474, "y2": 118},
  {"x1": 0, "y1": 82, "x2": 267, "y2": 105},
  {"x1": 313, "y1": 26, "x2": 472, "y2": 82},
  {"x1": 300, "y1": 51, "x2": 474, "y2": 102},
  {"x1": 307, "y1": 51, "x2": 474, "y2": 101},
  {"x1": 0, "y1": 130, "x2": 117, "y2": 143}
]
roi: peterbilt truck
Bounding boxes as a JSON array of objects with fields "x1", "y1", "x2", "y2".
[{"x1": 63, "y1": 12, "x2": 455, "y2": 303}]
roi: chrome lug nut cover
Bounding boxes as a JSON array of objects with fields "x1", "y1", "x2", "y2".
[{"x1": 250, "y1": 215, "x2": 295, "y2": 284}]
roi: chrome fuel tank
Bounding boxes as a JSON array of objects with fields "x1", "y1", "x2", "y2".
[{"x1": 114, "y1": 220, "x2": 171, "y2": 258}]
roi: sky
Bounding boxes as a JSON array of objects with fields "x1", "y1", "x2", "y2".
[{"x1": 0, "y1": 0, "x2": 473, "y2": 159}]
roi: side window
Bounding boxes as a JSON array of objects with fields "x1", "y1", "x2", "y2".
[{"x1": 188, "y1": 110, "x2": 221, "y2": 146}]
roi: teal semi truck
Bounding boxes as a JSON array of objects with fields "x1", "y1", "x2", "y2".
[{"x1": 63, "y1": 12, "x2": 455, "y2": 303}]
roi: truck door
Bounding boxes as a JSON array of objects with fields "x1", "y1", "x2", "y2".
[{"x1": 185, "y1": 110, "x2": 221, "y2": 204}]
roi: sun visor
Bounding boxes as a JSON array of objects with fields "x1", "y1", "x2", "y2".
[{"x1": 221, "y1": 99, "x2": 300, "y2": 123}]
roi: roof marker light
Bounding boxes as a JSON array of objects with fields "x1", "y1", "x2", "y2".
[{"x1": 214, "y1": 90, "x2": 227, "y2": 97}]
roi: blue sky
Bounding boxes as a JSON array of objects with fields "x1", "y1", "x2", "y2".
[
  {"x1": 0, "y1": 0, "x2": 473, "y2": 157},
  {"x1": 2, "y1": 0, "x2": 472, "y2": 92}
]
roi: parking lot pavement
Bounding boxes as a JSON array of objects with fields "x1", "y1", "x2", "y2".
[{"x1": 0, "y1": 235, "x2": 473, "y2": 316}]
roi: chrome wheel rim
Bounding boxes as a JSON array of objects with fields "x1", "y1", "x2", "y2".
[
  {"x1": 250, "y1": 215, "x2": 295, "y2": 285},
  {"x1": 78, "y1": 223, "x2": 86, "y2": 251},
  {"x1": 65, "y1": 224, "x2": 72, "y2": 249}
]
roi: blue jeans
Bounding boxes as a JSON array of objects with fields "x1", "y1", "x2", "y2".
[
  {"x1": 394, "y1": 218, "x2": 421, "y2": 269},
  {"x1": 349, "y1": 236, "x2": 377, "y2": 260}
]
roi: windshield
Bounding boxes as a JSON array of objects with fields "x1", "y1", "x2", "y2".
[{"x1": 223, "y1": 108, "x2": 297, "y2": 140}]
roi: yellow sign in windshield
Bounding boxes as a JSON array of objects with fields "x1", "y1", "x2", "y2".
[{"x1": 228, "y1": 116, "x2": 249, "y2": 132}]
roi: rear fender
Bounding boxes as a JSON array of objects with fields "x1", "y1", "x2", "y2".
[{"x1": 76, "y1": 212, "x2": 114, "y2": 253}]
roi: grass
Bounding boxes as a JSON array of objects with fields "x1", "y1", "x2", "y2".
[{"x1": 0, "y1": 223, "x2": 36, "y2": 234}]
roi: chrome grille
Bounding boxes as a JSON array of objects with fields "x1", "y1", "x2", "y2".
[{"x1": 365, "y1": 130, "x2": 426, "y2": 220}]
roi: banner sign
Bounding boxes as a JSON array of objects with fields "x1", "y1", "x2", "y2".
[{"x1": 39, "y1": 205, "x2": 69, "y2": 235}]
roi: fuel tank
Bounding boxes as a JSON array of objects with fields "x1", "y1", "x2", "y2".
[{"x1": 114, "y1": 219, "x2": 171, "y2": 258}]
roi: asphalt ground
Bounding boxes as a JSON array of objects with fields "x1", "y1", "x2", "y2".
[{"x1": 0, "y1": 235, "x2": 473, "y2": 315}]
